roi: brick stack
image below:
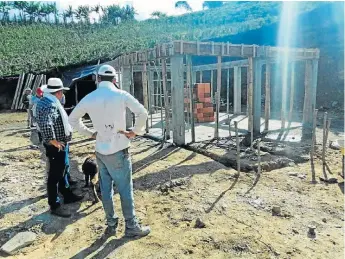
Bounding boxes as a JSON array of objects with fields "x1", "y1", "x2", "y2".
[{"x1": 184, "y1": 83, "x2": 214, "y2": 123}]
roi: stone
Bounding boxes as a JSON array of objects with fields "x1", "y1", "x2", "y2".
[
  {"x1": 298, "y1": 174, "x2": 306, "y2": 179},
  {"x1": 288, "y1": 172, "x2": 298, "y2": 177},
  {"x1": 331, "y1": 101, "x2": 338, "y2": 108},
  {"x1": 308, "y1": 225, "x2": 316, "y2": 238},
  {"x1": 322, "y1": 218, "x2": 327, "y2": 223},
  {"x1": 272, "y1": 206, "x2": 281, "y2": 216},
  {"x1": 194, "y1": 218, "x2": 206, "y2": 228},
  {"x1": 1, "y1": 232, "x2": 37, "y2": 255}
]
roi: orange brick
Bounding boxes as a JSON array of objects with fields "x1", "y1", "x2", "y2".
[
  {"x1": 204, "y1": 97, "x2": 211, "y2": 103},
  {"x1": 196, "y1": 114, "x2": 204, "y2": 119},
  {"x1": 203, "y1": 107, "x2": 214, "y2": 113},
  {"x1": 204, "y1": 83, "x2": 211, "y2": 93},
  {"x1": 195, "y1": 103, "x2": 203, "y2": 109},
  {"x1": 197, "y1": 118, "x2": 205, "y2": 123},
  {"x1": 198, "y1": 97, "x2": 205, "y2": 102}
]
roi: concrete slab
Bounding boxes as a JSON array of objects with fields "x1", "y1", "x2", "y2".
[
  {"x1": 146, "y1": 111, "x2": 304, "y2": 144},
  {"x1": 1, "y1": 231, "x2": 37, "y2": 255}
]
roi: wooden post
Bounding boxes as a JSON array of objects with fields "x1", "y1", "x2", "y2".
[
  {"x1": 162, "y1": 58, "x2": 171, "y2": 139},
  {"x1": 171, "y1": 55, "x2": 185, "y2": 146},
  {"x1": 215, "y1": 56, "x2": 222, "y2": 139},
  {"x1": 158, "y1": 68, "x2": 164, "y2": 136},
  {"x1": 247, "y1": 58, "x2": 253, "y2": 132},
  {"x1": 235, "y1": 121, "x2": 240, "y2": 177},
  {"x1": 199, "y1": 70, "x2": 203, "y2": 83},
  {"x1": 122, "y1": 66, "x2": 133, "y2": 128},
  {"x1": 75, "y1": 83, "x2": 78, "y2": 104},
  {"x1": 311, "y1": 109, "x2": 318, "y2": 183},
  {"x1": 187, "y1": 55, "x2": 195, "y2": 143},
  {"x1": 142, "y1": 63, "x2": 149, "y2": 133},
  {"x1": 233, "y1": 66, "x2": 241, "y2": 114},
  {"x1": 257, "y1": 140, "x2": 261, "y2": 175},
  {"x1": 226, "y1": 68, "x2": 230, "y2": 114},
  {"x1": 288, "y1": 62, "x2": 295, "y2": 123},
  {"x1": 322, "y1": 112, "x2": 329, "y2": 165},
  {"x1": 253, "y1": 59, "x2": 262, "y2": 135},
  {"x1": 264, "y1": 63, "x2": 271, "y2": 131}
]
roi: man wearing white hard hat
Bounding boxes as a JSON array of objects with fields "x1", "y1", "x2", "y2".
[
  {"x1": 36, "y1": 78, "x2": 83, "y2": 218},
  {"x1": 69, "y1": 64, "x2": 150, "y2": 237}
]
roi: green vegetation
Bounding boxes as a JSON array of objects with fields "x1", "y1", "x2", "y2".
[{"x1": 0, "y1": 1, "x2": 323, "y2": 76}]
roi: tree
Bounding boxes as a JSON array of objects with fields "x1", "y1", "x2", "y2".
[
  {"x1": 25, "y1": 2, "x2": 40, "y2": 22},
  {"x1": 202, "y1": 1, "x2": 224, "y2": 9},
  {"x1": 121, "y1": 5, "x2": 136, "y2": 21},
  {"x1": 80, "y1": 5, "x2": 90, "y2": 23},
  {"x1": 74, "y1": 6, "x2": 83, "y2": 22},
  {"x1": 0, "y1": 1, "x2": 12, "y2": 22},
  {"x1": 65, "y1": 5, "x2": 74, "y2": 23},
  {"x1": 13, "y1": 1, "x2": 29, "y2": 21},
  {"x1": 175, "y1": 1, "x2": 192, "y2": 12},
  {"x1": 102, "y1": 4, "x2": 122, "y2": 25},
  {"x1": 151, "y1": 11, "x2": 167, "y2": 19}
]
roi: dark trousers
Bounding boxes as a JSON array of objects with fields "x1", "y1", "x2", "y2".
[{"x1": 44, "y1": 144, "x2": 72, "y2": 210}]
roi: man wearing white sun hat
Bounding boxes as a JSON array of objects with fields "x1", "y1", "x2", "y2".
[
  {"x1": 69, "y1": 64, "x2": 150, "y2": 237},
  {"x1": 36, "y1": 78, "x2": 83, "y2": 218}
]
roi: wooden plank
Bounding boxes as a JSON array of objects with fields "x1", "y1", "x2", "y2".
[
  {"x1": 142, "y1": 63, "x2": 149, "y2": 133},
  {"x1": 171, "y1": 55, "x2": 185, "y2": 146},
  {"x1": 11, "y1": 74, "x2": 24, "y2": 110},
  {"x1": 311, "y1": 109, "x2": 318, "y2": 183},
  {"x1": 199, "y1": 70, "x2": 202, "y2": 83},
  {"x1": 235, "y1": 121, "x2": 240, "y2": 177},
  {"x1": 162, "y1": 59, "x2": 170, "y2": 139},
  {"x1": 14, "y1": 73, "x2": 27, "y2": 109},
  {"x1": 215, "y1": 56, "x2": 222, "y2": 139},
  {"x1": 264, "y1": 63, "x2": 271, "y2": 131},
  {"x1": 18, "y1": 74, "x2": 34, "y2": 109}
]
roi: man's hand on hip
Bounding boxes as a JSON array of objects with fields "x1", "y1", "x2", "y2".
[
  {"x1": 118, "y1": 130, "x2": 136, "y2": 139},
  {"x1": 49, "y1": 140, "x2": 65, "y2": 151}
]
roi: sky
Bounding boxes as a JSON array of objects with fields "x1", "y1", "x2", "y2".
[{"x1": 56, "y1": 0, "x2": 205, "y2": 20}]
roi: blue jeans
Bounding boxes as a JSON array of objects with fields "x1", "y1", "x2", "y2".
[
  {"x1": 96, "y1": 149, "x2": 136, "y2": 228},
  {"x1": 64, "y1": 144, "x2": 70, "y2": 188}
]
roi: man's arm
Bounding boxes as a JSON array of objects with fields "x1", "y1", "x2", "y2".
[
  {"x1": 124, "y1": 92, "x2": 148, "y2": 135},
  {"x1": 69, "y1": 99, "x2": 95, "y2": 138}
]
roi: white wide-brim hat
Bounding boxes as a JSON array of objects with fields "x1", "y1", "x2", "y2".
[{"x1": 43, "y1": 78, "x2": 70, "y2": 93}]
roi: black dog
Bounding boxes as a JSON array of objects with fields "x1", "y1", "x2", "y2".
[{"x1": 82, "y1": 156, "x2": 100, "y2": 204}]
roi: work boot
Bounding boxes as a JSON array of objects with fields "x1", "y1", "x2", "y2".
[
  {"x1": 51, "y1": 207, "x2": 71, "y2": 218},
  {"x1": 105, "y1": 221, "x2": 118, "y2": 236},
  {"x1": 125, "y1": 223, "x2": 151, "y2": 238},
  {"x1": 64, "y1": 193, "x2": 84, "y2": 204}
]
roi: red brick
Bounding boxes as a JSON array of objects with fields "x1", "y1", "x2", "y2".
[{"x1": 203, "y1": 107, "x2": 214, "y2": 113}]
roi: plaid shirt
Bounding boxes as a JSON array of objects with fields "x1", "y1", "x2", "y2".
[{"x1": 36, "y1": 97, "x2": 72, "y2": 144}]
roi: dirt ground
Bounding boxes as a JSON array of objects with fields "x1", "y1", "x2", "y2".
[{"x1": 0, "y1": 112, "x2": 344, "y2": 259}]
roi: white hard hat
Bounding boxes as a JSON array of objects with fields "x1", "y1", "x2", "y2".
[{"x1": 97, "y1": 65, "x2": 116, "y2": 77}]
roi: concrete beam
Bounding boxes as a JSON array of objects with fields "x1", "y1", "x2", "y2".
[
  {"x1": 193, "y1": 59, "x2": 248, "y2": 72},
  {"x1": 170, "y1": 55, "x2": 185, "y2": 146}
]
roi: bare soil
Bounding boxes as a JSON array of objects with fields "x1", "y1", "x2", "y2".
[{"x1": 0, "y1": 112, "x2": 344, "y2": 259}]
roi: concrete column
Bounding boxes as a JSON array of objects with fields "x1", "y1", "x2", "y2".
[
  {"x1": 121, "y1": 66, "x2": 133, "y2": 128},
  {"x1": 253, "y1": 59, "x2": 263, "y2": 135},
  {"x1": 303, "y1": 60, "x2": 313, "y2": 128},
  {"x1": 264, "y1": 63, "x2": 271, "y2": 131},
  {"x1": 226, "y1": 68, "x2": 230, "y2": 114},
  {"x1": 171, "y1": 55, "x2": 185, "y2": 146},
  {"x1": 233, "y1": 66, "x2": 242, "y2": 114},
  {"x1": 311, "y1": 59, "x2": 319, "y2": 112}
]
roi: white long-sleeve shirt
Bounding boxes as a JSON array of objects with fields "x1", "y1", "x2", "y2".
[{"x1": 68, "y1": 81, "x2": 148, "y2": 155}]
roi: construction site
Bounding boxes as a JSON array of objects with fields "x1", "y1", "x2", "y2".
[{"x1": 0, "y1": 2, "x2": 344, "y2": 259}]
